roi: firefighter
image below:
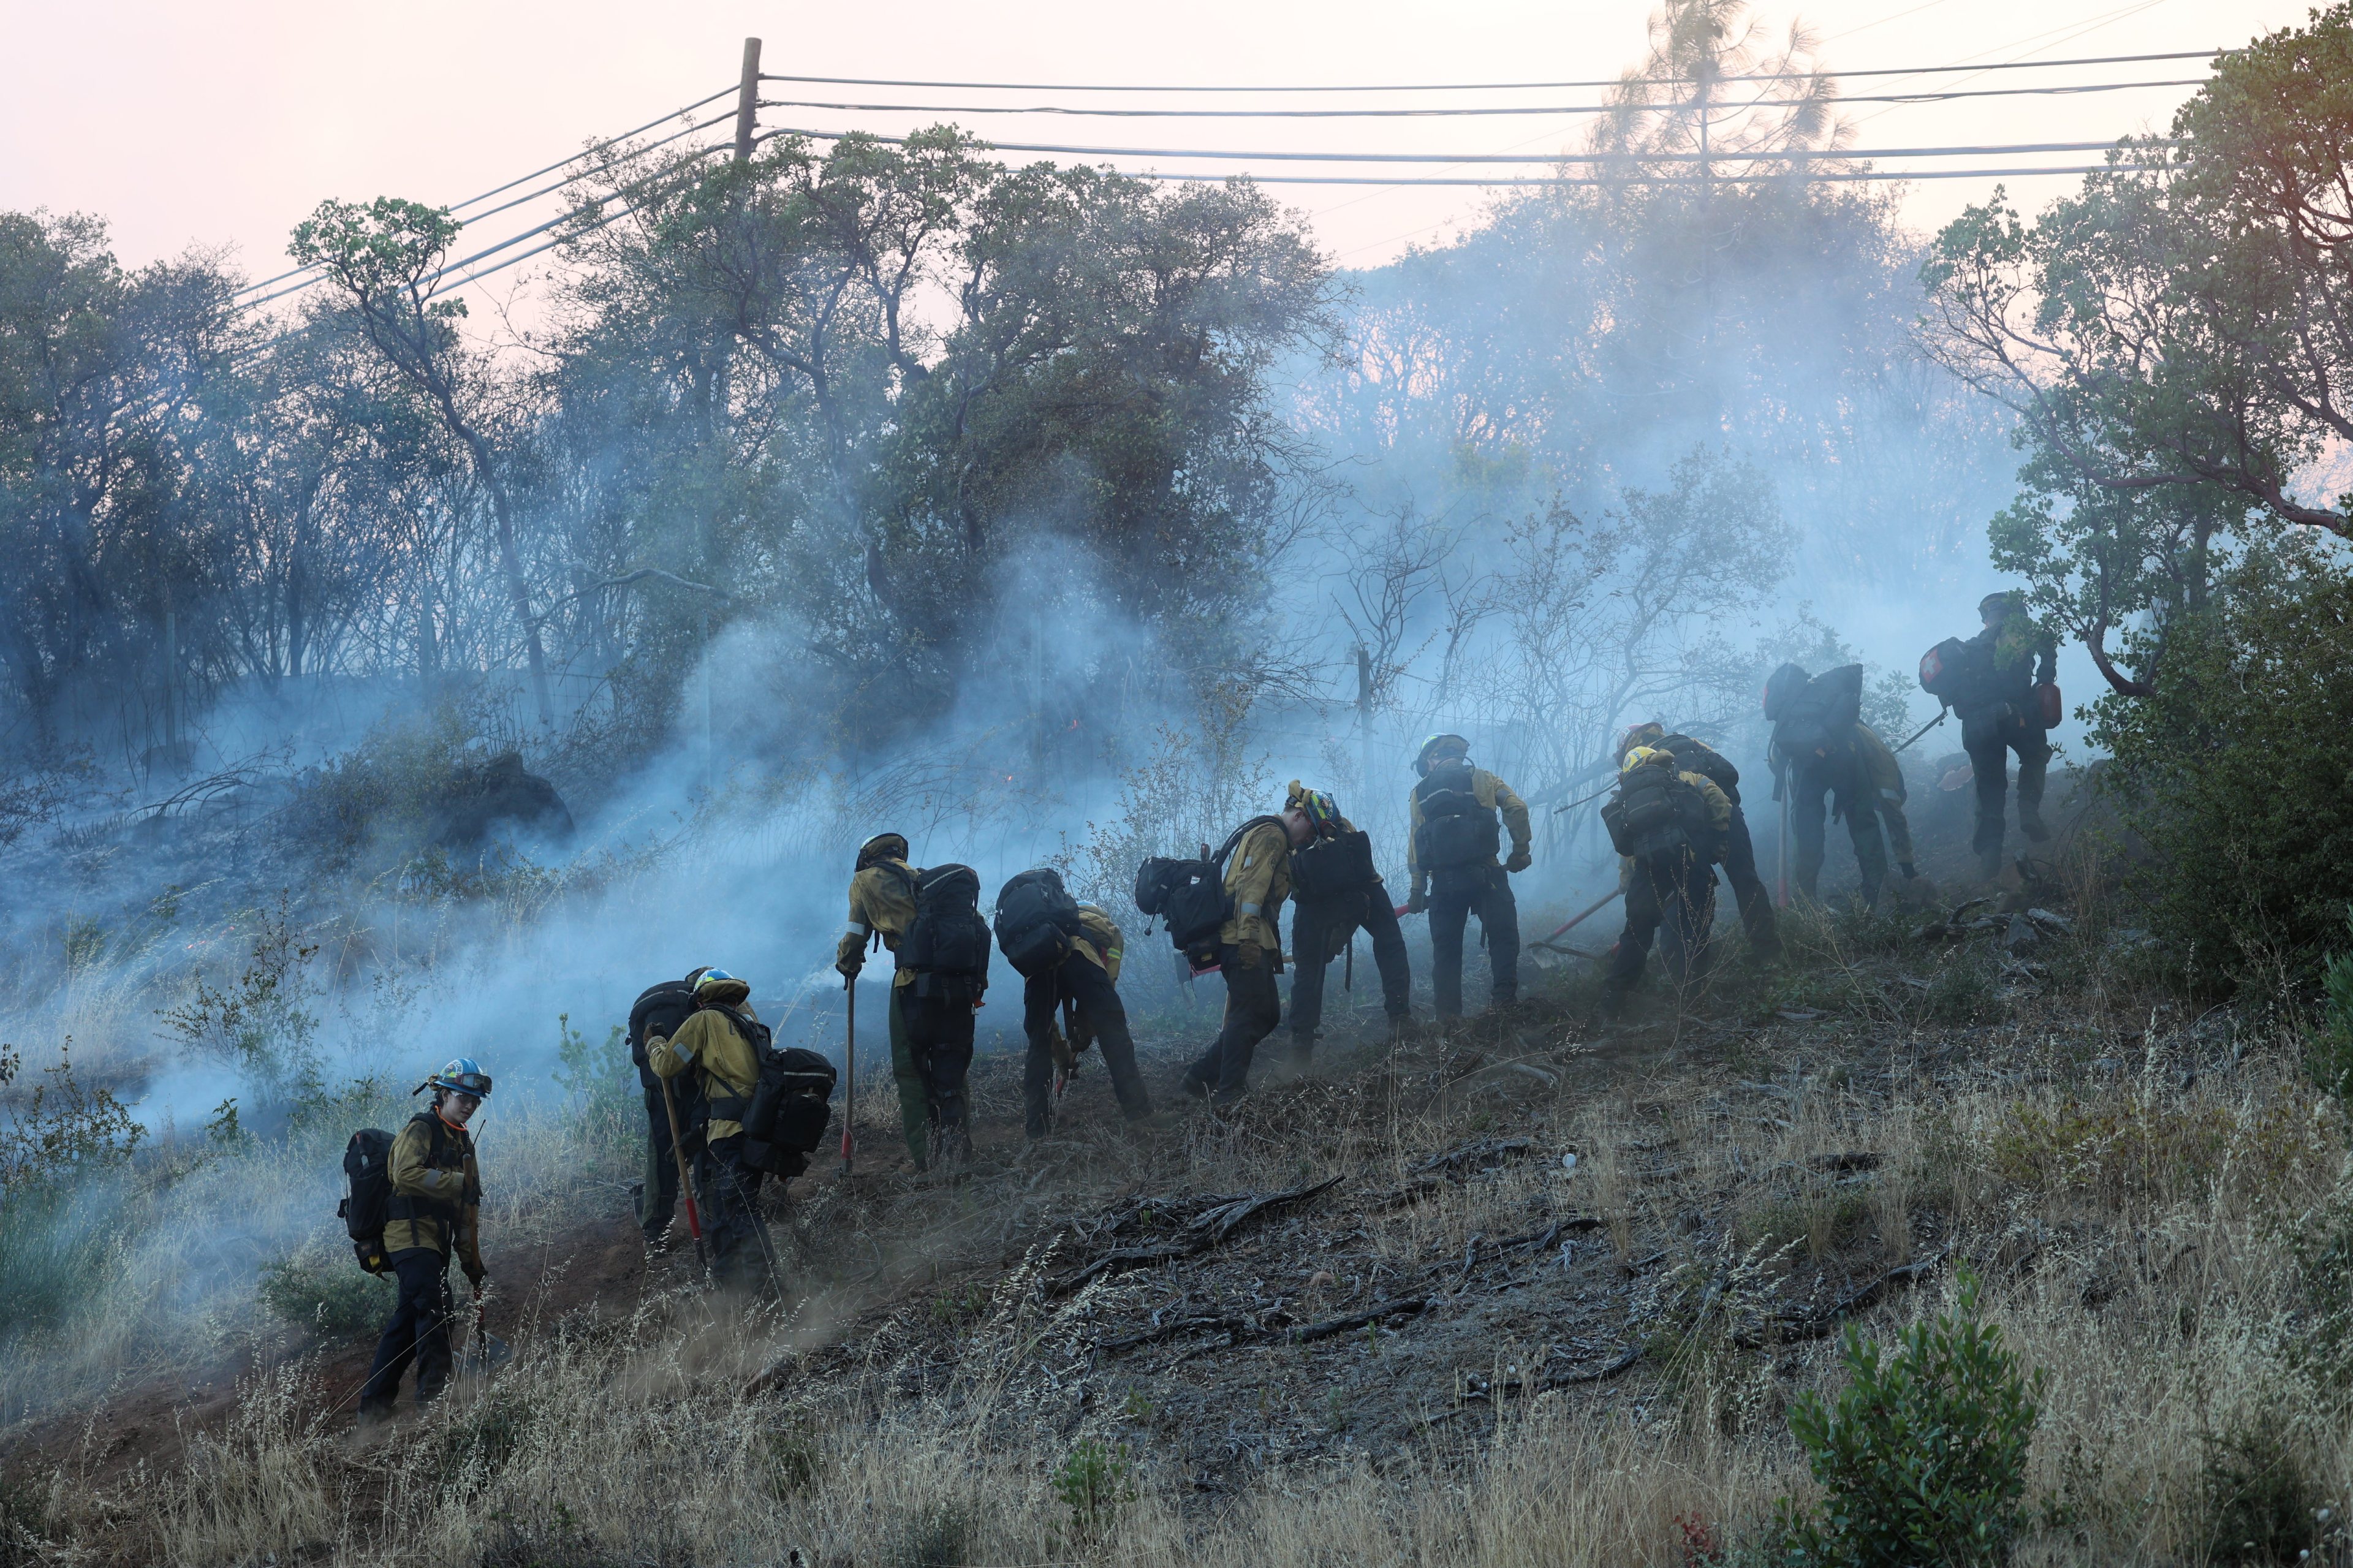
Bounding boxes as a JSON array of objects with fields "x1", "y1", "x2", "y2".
[
  {"x1": 833, "y1": 833, "x2": 941, "y2": 1169},
  {"x1": 626, "y1": 966, "x2": 708, "y2": 1248},
  {"x1": 1776, "y1": 722, "x2": 1920, "y2": 909},
  {"x1": 1616, "y1": 723, "x2": 1781, "y2": 961},
  {"x1": 648, "y1": 969, "x2": 779, "y2": 1295},
  {"x1": 1018, "y1": 894, "x2": 1153, "y2": 1138},
  {"x1": 1180, "y1": 810, "x2": 1294, "y2": 1105},
  {"x1": 1282, "y1": 781, "x2": 1410, "y2": 1059},
  {"x1": 1600, "y1": 749, "x2": 1732, "y2": 1016},
  {"x1": 358, "y1": 1059, "x2": 488, "y2": 1419},
  {"x1": 837, "y1": 838, "x2": 990, "y2": 1167},
  {"x1": 1404, "y1": 734, "x2": 1532, "y2": 1018},
  {"x1": 1957, "y1": 591, "x2": 2058, "y2": 877}
]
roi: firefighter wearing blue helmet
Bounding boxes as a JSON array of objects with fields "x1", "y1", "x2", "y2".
[{"x1": 360, "y1": 1058, "x2": 490, "y2": 1420}]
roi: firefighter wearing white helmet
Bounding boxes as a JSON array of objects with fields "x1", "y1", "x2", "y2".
[
  {"x1": 360, "y1": 1058, "x2": 490, "y2": 1420},
  {"x1": 1404, "y1": 733, "x2": 1533, "y2": 1018}
]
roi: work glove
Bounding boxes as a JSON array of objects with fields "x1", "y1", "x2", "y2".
[
  {"x1": 1504, "y1": 848, "x2": 1532, "y2": 874},
  {"x1": 834, "y1": 932, "x2": 865, "y2": 979},
  {"x1": 1404, "y1": 889, "x2": 1427, "y2": 915},
  {"x1": 465, "y1": 1267, "x2": 487, "y2": 1293}
]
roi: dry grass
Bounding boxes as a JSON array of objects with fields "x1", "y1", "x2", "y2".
[{"x1": 10, "y1": 918, "x2": 2353, "y2": 1566}]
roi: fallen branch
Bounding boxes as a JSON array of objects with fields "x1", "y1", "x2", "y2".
[
  {"x1": 1414, "y1": 1138, "x2": 1534, "y2": 1175},
  {"x1": 1543, "y1": 1343, "x2": 1647, "y2": 1387},
  {"x1": 1290, "y1": 1298, "x2": 1428, "y2": 1343},
  {"x1": 1047, "y1": 1176, "x2": 1344, "y2": 1297},
  {"x1": 1734, "y1": 1250, "x2": 1948, "y2": 1349}
]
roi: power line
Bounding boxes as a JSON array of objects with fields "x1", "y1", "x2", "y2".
[
  {"x1": 758, "y1": 129, "x2": 2156, "y2": 166},
  {"x1": 243, "y1": 137, "x2": 734, "y2": 311},
  {"x1": 1105, "y1": 166, "x2": 2119, "y2": 184},
  {"x1": 754, "y1": 48, "x2": 2216, "y2": 93},
  {"x1": 754, "y1": 78, "x2": 2204, "y2": 119},
  {"x1": 234, "y1": 85, "x2": 737, "y2": 300}
]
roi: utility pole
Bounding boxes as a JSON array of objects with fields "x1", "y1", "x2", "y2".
[
  {"x1": 735, "y1": 38, "x2": 763, "y2": 164},
  {"x1": 1355, "y1": 644, "x2": 1374, "y2": 811}
]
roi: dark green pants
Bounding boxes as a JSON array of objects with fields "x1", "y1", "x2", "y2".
[{"x1": 889, "y1": 985, "x2": 976, "y2": 1166}]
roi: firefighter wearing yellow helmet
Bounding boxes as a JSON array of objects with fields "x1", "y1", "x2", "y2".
[
  {"x1": 1599, "y1": 748, "x2": 1732, "y2": 1019},
  {"x1": 1279, "y1": 779, "x2": 1410, "y2": 1059}
]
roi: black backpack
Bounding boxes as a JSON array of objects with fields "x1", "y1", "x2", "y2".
[
  {"x1": 742, "y1": 1045, "x2": 838, "y2": 1179},
  {"x1": 339, "y1": 1128, "x2": 395, "y2": 1275},
  {"x1": 899, "y1": 863, "x2": 991, "y2": 999},
  {"x1": 1765, "y1": 663, "x2": 1864, "y2": 763},
  {"x1": 1653, "y1": 734, "x2": 1739, "y2": 802},
  {"x1": 995, "y1": 868, "x2": 1082, "y2": 977},
  {"x1": 1919, "y1": 636, "x2": 1996, "y2": 713},
  {"x1": 1413, "y1": 762, "x2": 1501, "y2": 871},
  {"x1": 1135, "y1": 817, "x2": 1282, "y2": 967},
  {"x1": 627, "y1": 978, "x2": 699, "y2": 1093},
  {"x1": 1290, "y1": 827, "x2": 1378, "y2": 902},
  {"x1": 1602, "y1": 765, "x2": 1713, "y2": 860},
  {"x1": 685, "y1": 1004, "x2": 836, "y2": 1177}
]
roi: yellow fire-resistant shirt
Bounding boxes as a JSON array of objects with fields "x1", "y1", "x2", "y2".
[
  {"x1": 1074, "y1": 903, "x2": 1124, "y2": 983},
  {"x1": 837, "y1": 860, "x2": 921, "y2": 989},
  {"x1": 382, "y1": 1110, "x2": 483, "y2": 1276},
  {"x1": 1406, "y1": 768, "x2": 1533, "y2": 895},
  {"x1": 650, "y1": 987, "x2": 763, "y2": 1144},
  {"x1": 1220, "y1": 820, "x2": 1293, "y2": 952}
]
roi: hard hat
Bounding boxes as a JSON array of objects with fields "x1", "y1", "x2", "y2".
[
  {"x1": 1621, "y1": 746, "x2": 1662, "y2": 773},
  {"x1": 1287, "y1": 781, "x2": 1341, "y2": 833},
  {"x1": 1415, "y1": 733, "x2": 1470, "y2": 772},
  {"x1": 427, "y1": 1057, "x2": 493, "y2": 1099},
  {"x1": 1618, "y1": 721, "x2": 1665, "y2": 762},
  {"x1": 1979, "y1": 591, "x2": 2017, "y2": 621},
  {"x1": 856, "y1": 832, "x2": 909, "y2": 869},
  {"x1": 693, "y1": 967, "x2": 740, "y2": 996}
]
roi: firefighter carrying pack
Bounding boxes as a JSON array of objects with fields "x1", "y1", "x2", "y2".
[
  {"x1": 1918, "y1": 637, "x2": 1995, "y2": 713},
  {"x1": 994, "y1": 868, "x2": 1082, "y2": 977},
  {"x1": 687, "y1": 1001, "x2": 838, "y2": 1177},
  {"x1": 1414, "y1": 761, "x2": 1501, "y2": 872},
  {"x1": 339, "y1": 1127, "x2": 395, "y2": 1274},
  {"x1": 1290, "y1": 826, "x2": 1378, "y2": 901},
  {"x1": 1602, "y1": 764, "x2": 1716, "y2": 860},
  {"x1": 627, "y1": 978, "x2": 698, "y2": 1094},
  {"x1": 1764, "y1": 663, "x2": 1864, "y2": 763},
  {"x1": 898, "y1": 863, "x2": 991, "y2": 1001},
  {"x1": 1134, "y1": 817, "x2": 1283, "y2": 968}
]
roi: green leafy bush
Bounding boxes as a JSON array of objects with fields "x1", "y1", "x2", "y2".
[
  {"x1": 2197, "y1": 1414, "x2": 2322, "y2": 1566},
  {"x1": 1768, "y1": 1267, "x2": 2043, "y2": 1566},
  {"x1": 1051, "y1": 1437, "x2": 1137, "y2": 1537},
  {"x1": 2093, "y1": 556, "x2": 2353, "y2": 988},
  {"x1": 257, "y1": 1246, "x2": 394, "y2": 1338},
  {"x1": 2309, "y1": 905, "x2": 2353, "y2": 1107}
]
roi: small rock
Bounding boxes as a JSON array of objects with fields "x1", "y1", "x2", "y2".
[
  {"x1": 2024, "y1": 907, "x2": 2073, "y2": 934},
  {"x1": 1561, "y1": 1151, "x2": 1579, "y2": 1174},
  {"x1": 2003, "y1": 915, "x2": 2044, "y2": 955}
]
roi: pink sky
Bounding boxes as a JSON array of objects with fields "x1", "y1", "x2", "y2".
[{"x1": 1, "y1": 0, "x2": 2279, "y2": 306}]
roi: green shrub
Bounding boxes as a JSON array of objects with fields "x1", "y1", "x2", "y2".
[
  {"x1": 2197, "y1": 1415, "x2": 2321, "y2": 1566},
  {"x1": 257, "y1": 1246, "x2": 393, "y2": 1338},
  {"x1": 1768, "y1": 1267, "x2": 2043, "y2": 1566},
  {"x1": 2093, "y1": 557, "x2": 2353, "y2": 988},
  {"x1": 2309, "y1": 905, "x2": 2353, "y2": 1107},
  {"x1": 1051, "y1": 1437, "x2": 1136, "y2": 1537},
  {"x1": 0, "y1": 1041, "x2": 145, "y2": 1345}
]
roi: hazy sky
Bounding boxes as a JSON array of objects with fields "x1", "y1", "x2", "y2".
[{"x1": 0, "y1": 0, "x2": 2281, "y2": 306}]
